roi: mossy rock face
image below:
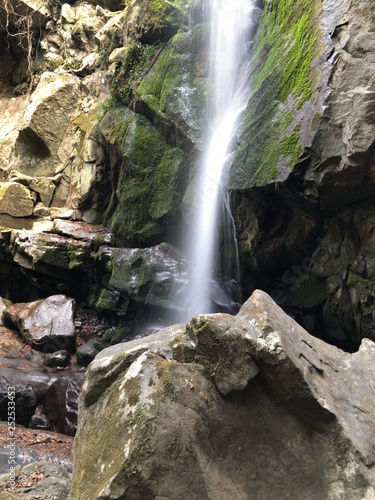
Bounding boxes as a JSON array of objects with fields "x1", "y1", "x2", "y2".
[
  {"x1": 102, "y1": 244, "x2": 188, "y2": 311},
  {"x1": 100, "y1": 107, "x2": 186, "y2": 247},
  {"x1": 230, "y1": 0, "x2": 326, "y2": 188},
  {"x1": 136, "y1": 29, "x2": 209, "y2": 149},
  {"x1": 123, "y1": 0, "x2": 192, "y2": 44}
]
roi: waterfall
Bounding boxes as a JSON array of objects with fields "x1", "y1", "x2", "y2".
[{"x1": 182, "y1": 0, "x2": 254, "y2": 320}]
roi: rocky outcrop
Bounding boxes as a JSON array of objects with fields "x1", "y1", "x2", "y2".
[
  {"x1": 228, "y1": 0, "x2": 375, "y2": 347},
  {"x1": 0, "y1": 316, "x2": 83, "y2": 430},
  {"x1": 70, "y1": 290, "x2": 375, "y2": 499}
]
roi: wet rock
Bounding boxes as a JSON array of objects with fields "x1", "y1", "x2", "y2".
[
  {"x1": 43, "y1": 350, "x2": 71, "y2": 368},
  {"x1": 70, "y1": 291, "x2": 375, "y2": 499},
  {"x1": 76, "y1": 338, "x2": 106, "y2": 366},
  {"x1": 43, "y1": 377, "x2": 82, "y2": 436},
  {"x1": 0, "y1": 382, "x2": 36, "y2": 427},
  {"x1": 0, "y1": 327, "x2": 50, "y2": 426},
  {"x1": 0, "y1": 422, "x2": 73, "y2": 475},
  {"x1": 4, "y1": 222, "x2": 108, "y2": 299},
  {"x1": 29, "y1": 412, "x2": 50, "y2": 430},
  {"x1": 94, "y1": 244, "x2": 188, "y2": 314},
  {"x1": 3, "y1": 295, "x2": 76, "y2": 352}
]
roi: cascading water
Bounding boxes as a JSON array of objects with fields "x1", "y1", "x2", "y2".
[{"x1": 182, "y1": 0, "x2": 255, "y2": 320}]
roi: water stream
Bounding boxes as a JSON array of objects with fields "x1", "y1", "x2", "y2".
[{"x1": 182, "y1": 0, "x2": 255, "y2": 320}]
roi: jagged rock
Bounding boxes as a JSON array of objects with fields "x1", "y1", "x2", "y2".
[
  {"x1": 94, "y1": 244, "x2": 188, "y2": 313},
  {"x1": 0, "y1": 182, "x2": 36, "y2": 217},
  {"x1": 3, "y1": 295, "x2": 76, "y2": 352},
  {"x1": 0, "y1": 381, "x2": 37, "y2": 427},
  {"x1": 70, "y1": 291, "x2": 375, "y2": 499},
  {"x1": 43, "y1": 377, "x2": 82, "y2": 436},
  {"x1": 9, "y1": 169, "x2": 60, "y2": 207},
  {"x1": 9, "y1": 228, "x2": 91, "y2": 295},
  {"x1": 14, "y1": 71, "x2": 82, "y2": 180},
  {"x1": 0, "y1": 326, "x2": 49, "y2": 425}
]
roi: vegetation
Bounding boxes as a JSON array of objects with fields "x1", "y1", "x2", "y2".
[
  {"x1": 101, "y1": 107, "x2": 185, "y2": 247},
  {"x1": 230, "y1": 0, "x2": 320, "y2": 187}
]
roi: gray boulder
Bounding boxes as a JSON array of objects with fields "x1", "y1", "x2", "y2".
[
  {"x1": 3, "y1": 295, "x2": 76, "y2": 352},
  {"x1": 70, "y1": 290, "x2": 375, "y2": 499}
]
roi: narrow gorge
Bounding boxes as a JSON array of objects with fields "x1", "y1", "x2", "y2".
[{"x1": 0, "y1": 0, "x2": 374, "y2": 498}]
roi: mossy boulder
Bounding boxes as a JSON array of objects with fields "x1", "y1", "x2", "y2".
[
  {"x1": 70, "y1": 290, "x2": 375, "y2": 499},
  {"x1": 100, "y1": 107, "x2": 186, "y2": 247}
]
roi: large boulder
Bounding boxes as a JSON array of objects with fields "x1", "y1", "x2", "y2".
[
  {"x1": 70, "y1": 290, "x2": 375, "y2": 499},
  {"x1": 3, "y1": 295, "x2": 76, "y2": 352}
]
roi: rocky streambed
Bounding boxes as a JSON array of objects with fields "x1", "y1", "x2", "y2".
[{"x1": 0, "y1": 292, "x2": 112, "y2": 499}]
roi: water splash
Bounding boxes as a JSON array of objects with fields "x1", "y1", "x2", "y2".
[{"x1": 182, "y1": 0, "x2": 254, "y2": 320}]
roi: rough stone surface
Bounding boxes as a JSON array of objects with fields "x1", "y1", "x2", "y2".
[
  {"x1": 76, "y1": 338, "x2": 106, "y2": 366},
  {"x1": 0, "y1": 182, "x2": 36, "y2": 217},
  {"x1": 70, "y1": 291, "x2": 375, "y2": 499},
  {"x1": 232, "y1": 0, "x2": 375, "y2": 346},
  {"x1": 0, "y1": 461, "x2": 71, "y2": 500}
]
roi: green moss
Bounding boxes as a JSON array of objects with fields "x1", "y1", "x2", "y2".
[
  {"x1": 166, "y1": 426, "x2": 181, "y2": 452},
  {"x1": 280, "y1": 125, "x2": 302, "y2": 165},
  {"x1": 190, "y1": 22, "x2": 210, "y2": 56},
  {"x1": 142, "y1": 0, "x2": 191, "y2": 32},
  {"x1": 112, "y1": 41, "x2": 156, "y2": 105},
  {"x1": 124, "y1": 377, "x2": 140, "y2": 406},
  {"x1": 230, "y1": 0, "x2": 320, "y2": 188},
  {"x1": 95, "y1": 289, "x2": 119, "y2": 311},
  {"x1": 157, "y1": 362, "x2": 179, "y2": 396},
  {"x1": 136, "y1": 32, "x2": 185, "y2": 114},
  {"x1": 101, "y1": 107, "x2": 185, "y2": 246}
]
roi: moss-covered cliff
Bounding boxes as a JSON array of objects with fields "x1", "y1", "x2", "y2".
[{"x1": 230, "y1": 0, "x2": 325, "y2": 188}]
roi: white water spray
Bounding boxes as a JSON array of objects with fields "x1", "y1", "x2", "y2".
[{"x1": 183, "y1": 0, "x2": 254, "y2": 319}]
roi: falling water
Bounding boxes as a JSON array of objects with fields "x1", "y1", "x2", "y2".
[{"x1": 183, "y1": 0, "x2": 254, "y2": 319}]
